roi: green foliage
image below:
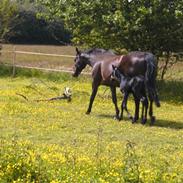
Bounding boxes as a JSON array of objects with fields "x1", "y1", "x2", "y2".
[
  {"x1": 0, "y1": 0, "x2": 17, "y2": 40},
  {"x1": 0, "y1": 0, "x2": 71, "y2": 44},
  {"x1": 37, "y1": 0, "x2": 183, "y2": 53},
  {"x1": 123, "y1": 141, "x2": 140, "y2": 182},
  {"x1": 4, "y1": 9, "x2": 70, "y2": 44},
  {"x1": 36, "y1": 0, "x2": 183, "y2": 79}
]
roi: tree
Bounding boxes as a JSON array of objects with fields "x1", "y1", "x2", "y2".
[
  {"x1": 37, "y1": 0, "x2": 183, "y2": 79},
  {"x1": 1, "y1": 0, "x2": 71, "y2": 44},
  {"x1": 0, "y1": 0, "x2": 17, "y2": 40},
  {"x1": 37, "y1": 0, "x2": 183, "y2": 51},
  {"x1": 4, "y1": 9, "x2": 70, "y2": 44}
]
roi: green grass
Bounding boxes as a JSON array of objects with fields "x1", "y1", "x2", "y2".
[{"x1": 0, "y1": 66, "x2": 183, "y2": 182}]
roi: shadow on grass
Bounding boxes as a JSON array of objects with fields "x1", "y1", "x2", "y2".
[
  {"x1": 158, "y1": 80, "x2": 183, "y2": 104},
  {"x1": 97, "y1": 113, "x2": 134, "y2": 122},
  {"x1": 97, "y1": 113, "x2": 183, "y2": 130},
  {"x1": 152, "y1": 119, "x2": 183, "y2": 130}
]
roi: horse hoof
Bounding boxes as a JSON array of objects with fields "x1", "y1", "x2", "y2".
[
  {"x1": 114, "y1": 115, "x2": 120, "y2": 121},
  {"x1": 129, "y1": 116, "x2": 135, "y2": 123},
  {"x1": 150, "y1": 116, "x2": 156, "y2": 125},
  {"x1": 141, "y1": 118, "x2": 147, "y2": 125},
  {"x1": 132, "y1": 118, "x2": 137, "y2": 124},
  {"x1": 86, "y1": 111, "x2": 90, "y2": 115}
]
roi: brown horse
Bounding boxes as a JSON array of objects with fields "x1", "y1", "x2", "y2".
[{"x1": 73, "y1": 48, "x2": 160, "y2": 124}]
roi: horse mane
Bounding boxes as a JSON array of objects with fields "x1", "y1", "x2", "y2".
[{"x1": 85, "y1": 48, "x2": 116, "y2": 56}]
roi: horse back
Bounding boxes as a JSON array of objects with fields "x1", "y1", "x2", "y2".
[{"x1": 119, "y1": 52, "x2": 148, "y2": 76}]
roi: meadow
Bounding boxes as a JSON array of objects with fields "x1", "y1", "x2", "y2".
[{"x1": 0, "y1": 45, "x2": 183, "y2": 182}]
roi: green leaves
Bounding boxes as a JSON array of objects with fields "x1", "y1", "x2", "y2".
[
  {"x1": 0, "y1": 0, "x2": 17, "y2": 39},
  {"x1": 34, "y1": 0, "x2": 183, "y2": 55}
]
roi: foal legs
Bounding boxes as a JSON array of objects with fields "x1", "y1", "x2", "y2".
[
  {"x1": 120, "y1": 92, "x2": 133, "y2": 121},
  {"x1": 141, "y1": 97, "x2": 149, "y2": 124},
  {"x1": 132, "y1": 96, "x2": 140, "y2": 123},
  {"x1": 110, "y1": 86, "x2": 120, "y2": 120}
]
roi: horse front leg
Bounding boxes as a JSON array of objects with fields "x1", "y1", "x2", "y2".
[
  {"x1": 110, "y1": 86, "x2": 120, "y2": 120},
  {"x1": 86, "y1": 83, "x2": 99, "y2": 115}
]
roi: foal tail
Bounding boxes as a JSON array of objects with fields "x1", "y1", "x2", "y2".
[{"x1": 145, "y1": 53, "x2": 160, "y2": 107}]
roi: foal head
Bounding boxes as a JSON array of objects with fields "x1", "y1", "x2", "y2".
[
  {"x1": 111, "y1": 65, "x2": 145, "y2": 95},
  {"x1": 111, "y1": 65, "x2": 129, "y2": 92}
]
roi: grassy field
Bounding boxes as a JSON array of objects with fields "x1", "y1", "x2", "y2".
[
  {"x1": 0, "y1": 64, "x2": 183, "y2": 182},
  {"x1": 0, "y1": 44, "x2": 183, "y2": 182}
]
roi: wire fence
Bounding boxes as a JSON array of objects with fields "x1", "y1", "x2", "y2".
[{"x1": 0, "y1": 45, "x2": 91, "y2": 76}]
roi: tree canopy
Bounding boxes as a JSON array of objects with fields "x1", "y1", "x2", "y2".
[
  {"x1": 0, "y1": 0, "x2": 71, "y2": 44},
  {"x1": 0, "y1": 0, "x2": 17, "y2": 41},
  {"x1": 37, "y1": 0, "x2": 183, "y2": 55}
]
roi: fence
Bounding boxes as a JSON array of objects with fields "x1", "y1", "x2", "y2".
[{"x1": 0, "y1": 45, "x2": 91, "y2": 76}]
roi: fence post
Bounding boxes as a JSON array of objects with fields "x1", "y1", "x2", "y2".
[
  {"x1": 12, "y1": 45, "x2": 16, "y2": 77},
  {"x1": 0, "y1": 44, "x2": 2, "y2": 63}
]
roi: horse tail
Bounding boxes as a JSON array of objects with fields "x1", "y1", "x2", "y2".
[{"x1": 145, "y1": 53, "x2": 160, "y2": 107}]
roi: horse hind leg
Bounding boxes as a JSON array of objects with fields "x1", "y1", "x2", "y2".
[
  {"x1": 149, "y1": 99, "x2": 155, "y2": 125},
  {"x1": 110, "y1": 86, "x2": 120, "y2": 120}
]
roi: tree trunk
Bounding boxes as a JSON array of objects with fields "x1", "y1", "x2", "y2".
[{"x1": 161, "y1": 51, "x2": 170, "y2": 80}]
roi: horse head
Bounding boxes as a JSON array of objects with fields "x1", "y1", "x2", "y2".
[
  {"x1": 73, "y1": 48, "x2": 116, "y2": 77},
  {"x1": 72, "y1": 47, "x2": 89, "y2": 77}
]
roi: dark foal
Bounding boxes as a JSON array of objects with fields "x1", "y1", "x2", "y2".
[{"x1": 111, "y1": 65, "x2": 148, "y2": 124}]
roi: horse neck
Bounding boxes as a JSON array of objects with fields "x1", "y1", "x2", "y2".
[
  {"x1": 86, "y1": 57, "x2": 100, "y2": 68},
  {"x1": 87, "y1": 54, "x2": 116, "y2": 67}
]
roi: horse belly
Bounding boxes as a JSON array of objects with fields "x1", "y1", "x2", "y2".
[{"x1": 101, "y1": 79, "x2": 119, "y2": 87}]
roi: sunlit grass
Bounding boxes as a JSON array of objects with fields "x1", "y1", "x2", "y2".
[{"x1": 0, "y1": 69, "x2": 183, "y2": 182}]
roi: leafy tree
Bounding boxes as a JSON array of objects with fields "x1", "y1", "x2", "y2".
[
  {"x1": 1, "y1": 0, "x2": 71, "y2": 44},
  {"x1": 0, "y1": 0, "x2": 17, "y2": 40},
  {"x1": 4, "y1": 9, "x2": 70, "y2": 44},
  {"x1": 37, "y1": 0, "x2": 183, "y2": 51},
  {"x1": 37, "y1": 0, "x2": 183, "y2": 79}
]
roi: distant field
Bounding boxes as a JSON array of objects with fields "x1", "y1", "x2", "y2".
[
  {"x1": 0, "y1": 44, "x2": 79, "y2": 71},
  {"x1": 0, "y1": 67, "x2": 183, "y2": 182},
  {"x1": 1, "y1": 44, "x2": 183, "y2": 80}
]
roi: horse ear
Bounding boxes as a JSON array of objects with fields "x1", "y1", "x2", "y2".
[{"x1": 76, "y1": 47, "x2": 80, "y2": 55}]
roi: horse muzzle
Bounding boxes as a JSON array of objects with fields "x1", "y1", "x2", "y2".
[{"x1": 72, "y1": 72, "x2": 78, "y2": 77}]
